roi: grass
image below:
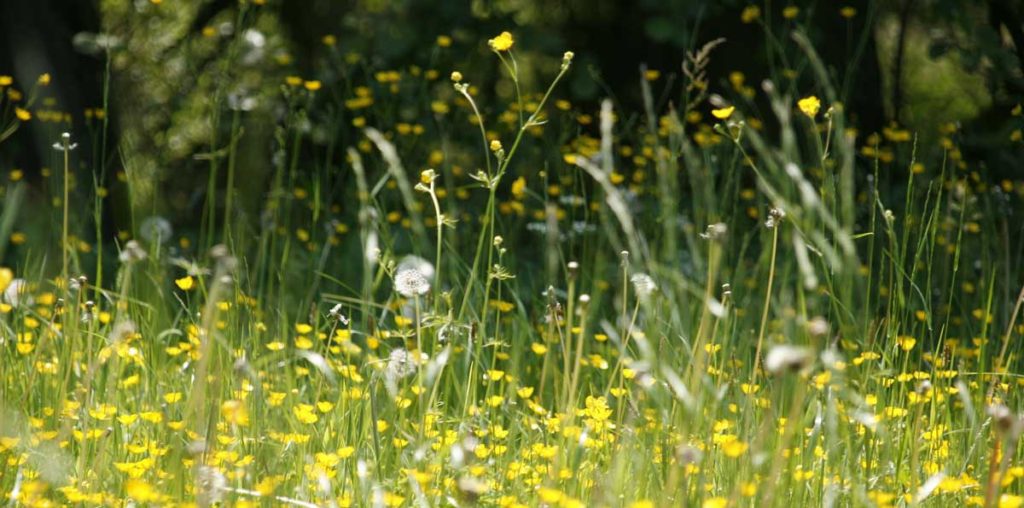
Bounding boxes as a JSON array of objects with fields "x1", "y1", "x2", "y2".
[{"x1": 1, "y1": 11, "x2": 1024, "y2": 508}]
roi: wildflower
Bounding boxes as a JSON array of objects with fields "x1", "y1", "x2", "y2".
[
  {"x1": 840, "y1": 6, "x2": 857, "y2": 18},
  {"x1": 220, "y1": 399, "x2": 249, "y2": 426},
  {"x1": 806, "y1": 316, "x2": 828, "y2": 337},
  {"x1": 764, "y1": 344, "x2": 813, "y2": 374},
  {"x1": 490, "y1": 139, "x2": 503, "y2": 152},
  {"x1": 386, "y1": 349, "x2": 417, "y2": 380},
  {"x1": 488, "y1": 31, "x2": 514, "y2": 52},
  {"x1": 631, "y1": 273, "x2": 657, "y2": 299},
  {"x1": 798, "y1": 96, "x2": 821, "y2": 118},
  {"x1": 394, "y1": 267, "x2": 429, "y2": 297},
  {"x1": 119, "y1": 240, "x2": 148, "y2": 264},
  {"x1": 988, "y1": 404, "x2": 1024, "y2": 441},
  {"x1": 397, "y1": 255, "x2": 435, "y2": 282},
  {"x1": 437, "y1": 35, "x2": 452, "y2": 47},
  {"x1": 783, "y1": 6, "x2": 799, "y2": 19},
  {"x1": 700, "y1": 222, "x2": 728, "y2": 241},
  {"x1": 711, "y1": 106, "x2": 735, "y2": 120},
  {"x1": 703, "y1": 497, "x2": 728, "y2": 508},
  {"x1": 14, "y1": 108, "x2": 31, "y2": 121},
  {"x1": 1001, "y1": 495, "x2": 1024, "y2": 508},
  {"x1": 741, "y1": 5, "x2": 761, "y2": 23},
  {"x1": 195, "y1": 465, "x2": 227, "y2": 506},
  {"x1": 329, "y1": 303, "x2": 349, "y2": 325},
  {"x1": 765, "y1": 207, "x2": 785, "y2": 228},
  {"x1": 139, "y1": 216, "x2": 172, "y2": 244},
  {"x1": 450, "y1": 71, "x2": 463, "y2": 83},
  {"x1": 175, "y1": 276, "x2": 195, "y2": 291}
]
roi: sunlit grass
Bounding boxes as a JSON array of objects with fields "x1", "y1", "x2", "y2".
[{"x1": 1, "y1": 7, "x2": 1024, "y2": 508}]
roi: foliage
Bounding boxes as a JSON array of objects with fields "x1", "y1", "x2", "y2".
[{"x1": 0, "y1": 2, "x2": 1023, "y2": 507}]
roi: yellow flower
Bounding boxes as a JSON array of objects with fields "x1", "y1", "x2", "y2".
[
  {"x1": 304, "y1": 80, "x2": 322, "y2": 91},
  {"x1": 711, "y1": 106, "x2": 735, "y2": 120},
  {"x1": 723, "y1": 439, "x2": 749, "y2": 458},
  {"x1": 783, "y1": 6, "x2": 800, "y2": 19},
  {"x1": 490, "y1": 139, "x2": 503, "y2": 152},
  {"x1": 0, "y1": 268, "x2": 12, "y2": 294},
  {"x1": 15, "y1": 108, "x2": 31, "y2": 121},
  {"x1": 703, "y1": 497, "x2": 728, "y2": 508},
  {"x1": 450, "y1": 71, "x2": 463, "y2": 83},
  {"x1": 488, "y1": 31, "x2": 514, "y2": 52},
  {"x1": 126, "y1": 479, "x2": 161, "y2": 502},
  {"x1": 437, "y1": 35, "x2": 452, "y2": 48},
  {"x1": 840, "y1": 6, "x2": 857, "y2": 19},
  {"x1": 221, "y1": 399, "x2": 250, "y2": 426},
  {"x1": 37, "y1": 73, "x2": 51, "y2": 86},
  {"x1": 798, "y1": 96, "x2": 821, "y2": 118},
  {"x1": 741, "y1": 5, "x2": 761, "y2": 23},
  {"x1": 174, "y1": 275, "x2": 194, "y2": 291},
  {"x1": 0, "y1": 76, "x2": 11, "y2": 86},
  {"x1": 1001, "y1": 494, "x2": 1024, "y2": 508}
]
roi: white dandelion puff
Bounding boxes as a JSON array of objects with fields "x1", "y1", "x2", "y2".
[
  {"x1": 118, "y1": 240, "x2": 148, "y2": 264},
  {"x1": 386, "y1": 348, "x2": 417, "y2": 380},
  {"x1": 139, "y1": 216, "x2": 173, "y2": 244},
  {"x1": 3, "y1": 279, "x2": 31, "y2": 307},
  {"x1": 195, "y1": 465, "x2": 226, "y2": 506},
  {"x1": 394, "y1": 267, "x2": 430, "y2": 297},
  {"x1": 397, "y1": 255, "x2": 435, "y2": 281},
  {"x1": 700, "y1": 222, "x2": 728, "y2": 240},
  {"x1": 630, "y1": 273, "x2": 657, "y2": 299},
  {"x1": 764, "y1": 344, "x2": 813, "y2": 375}
]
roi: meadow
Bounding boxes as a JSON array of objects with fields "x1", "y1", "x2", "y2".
[{"x1": 1, "y1": 2, "x2": 1024, "y2": 507}]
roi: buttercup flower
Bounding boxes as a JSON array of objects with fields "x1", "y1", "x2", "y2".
[
  {"x1": 798, "y1": 96, "x2": 821, "y2": 118},
  {"x1": 488, "y1": 31, "x2": 514, "y2": 52},
  {"x1": 711, "y1": 106, "x2": 735, "y2": 120}
]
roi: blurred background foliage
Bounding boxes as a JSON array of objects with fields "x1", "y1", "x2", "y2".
[{"x1": 0, "y1": 0, "x2": 1021, "y2": 267}]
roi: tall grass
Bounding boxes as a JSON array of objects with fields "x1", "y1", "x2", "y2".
[{"x1": 0, "y1": 12, "x2": 1023, "y2": 508}]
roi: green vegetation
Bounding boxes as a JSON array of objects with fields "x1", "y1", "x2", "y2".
[{"x1": 1, "y1": 2, "x2": 1024, "y2": 507}]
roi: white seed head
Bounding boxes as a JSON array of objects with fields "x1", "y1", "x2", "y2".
[
  {"x1": 700, "y1": 222, "x2": 728, "y2": 240},
  {"x1": 386, "y1": 348, "x2": 417, "y2": 380},
  {"x1": 394, "y1": 267, "x2": 430, "y2": 297},
  {"x1": 764, "y1": 344, "x2": 813, "y2": 375},
  {"x1": 139, "y1": 216, "x2": 173, "y2": 244},
  {"x1": 118, "y1": 240, "x2": 148, "y2": 264},
  {"x1": 630, "y1": 273, "x2": 657, "y2": 299},
  {"x1": 3, "y1": 279, "x2": 30, "y2": 307},
  {"x1": 397, "y1": 255, "x2": 435, "y2": 281},
  {"x1": 195, "y1": 465, "x2": 226, "y2": 506}
]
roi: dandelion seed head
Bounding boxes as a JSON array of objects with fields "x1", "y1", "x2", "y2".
[
  {"x1": 700, "y1": 222, "x2": 728, "y2": 241},
  {"x1": 139, "y1": 216, "x2": 173, "y2": 244},
  {"x1": 765, "y1": 207, "x2": 785, "y2": 229},
  {"x1": 386, "y1": 348, "x2": 417, "y2": 380},
  {"x1": 764, "y1": 344, "x2": 813, "y2": 375},
  {"x1": 395, "y1": 267, "x2": 430, "y2": 297},
  {"x1": 631, "y1": 273, "x2": 657, "y2": 299},
  {"x1": 397, "y1": 255, "x2": 435, "y2": 281},
  {"x1": 3, "y1": 279, "x2": 30, "y2": 307},
  {"x1": 195, "y1": 466, "x2": 226, "y2": 506},
  {"x1": 119, "y1": 240, "x2": 148, "y2": 264},
  {"x1": 988, "y1": 404, "x2": 1024, "y2": 439}
]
